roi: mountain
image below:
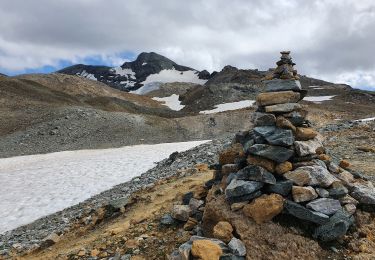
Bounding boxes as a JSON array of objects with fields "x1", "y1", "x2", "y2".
[{"x1": 58, "y1": 52, "x2": 211, "y2": 91}]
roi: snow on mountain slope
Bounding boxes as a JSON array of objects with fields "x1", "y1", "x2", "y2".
[
  {"x1": 199, "y1": 100, "x2": 256, "y2": 114},
  {"x1": 303, "y1": 95, "x2": 336, "y2": 103},
  {"x1": 0, "y1": 141, "x2": 209, "y2": 234},
  {"x1": 152, "y1": 94, "x2": 185, "y2": 111}
]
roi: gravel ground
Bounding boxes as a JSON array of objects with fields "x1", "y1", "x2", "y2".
[{"x1": 0, "y1": 137, "x2": 230, "y2": 256}]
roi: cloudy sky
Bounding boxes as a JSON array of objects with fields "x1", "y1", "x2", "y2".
[{"x1": 0, "y1": 0, "x2": 374, "y2": 90}]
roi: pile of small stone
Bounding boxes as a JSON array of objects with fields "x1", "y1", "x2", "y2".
[
  {"x1": 264, "y1": 51, "x2": 299, "y2": 80},
  {"x1": 168, "y1": 52, "x2": 375, "y2": 259}
]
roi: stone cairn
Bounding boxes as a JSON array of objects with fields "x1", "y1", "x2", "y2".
[{"x1": 168, "y1": 52, "x2": 375, "y2": 260}]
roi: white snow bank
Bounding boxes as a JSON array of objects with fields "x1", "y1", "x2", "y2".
[
  {"x1": 200, "y1": 100, "x2": 256, "y2": 114},
  {"x1": 130, "y1": 82, "x2": 162, "y2": 95},
  {"x1": 76, "y1": 70, "x2": 97, "y2": 81},
  {"x1": 112, "y1": 67, "x2": 136, "y2": 79},
  {"x1": 142, "y1": 68, "x2": 207, "y2": 85},
  {"x1": 303, "y1": 95, "x2": 336, "y2": 103},
  {"x1": 355, "y1": 117, "x2": 375, "y2": 122},
  {"x1": 0, "y1": 141, "x2": 209, "y2": 234},
  {"x1": 152, "y1": 94, "x2": 185, "y2": 111}
]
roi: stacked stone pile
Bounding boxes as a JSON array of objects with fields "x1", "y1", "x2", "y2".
[{"x1": 168, "y1": 52, "x2": 375, "y2": 259}]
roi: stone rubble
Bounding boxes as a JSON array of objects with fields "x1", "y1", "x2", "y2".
[{"x1": 168, "y1": 51, "x2": 375, "y2": 259}]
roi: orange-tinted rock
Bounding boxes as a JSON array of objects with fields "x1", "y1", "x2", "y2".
[
  {"x1": 276, "y1": 116, "x2": 296, "y2": 132},
  {"x1": 315, "y1": 147, "x2": 325, "y2": 155},
  {"x1": 339, "y1": 160, "x2": 351, "y2": 169},
  {"x1": 191, "y1": 240, "x2": 223, "y2": 260},
  {"x1": 292, "y1": 186, "x2": 318, "y2": 202},
  {"x1": 318, "y1": 154, "x2": 331, "y2": 161},
  {"x1": 243, "y1": 194, "x2": 284, "y2": 224},
  {"x1": 184, "y1": 217, "x2": 198, "y2": 231},
  {"x1": 275, "y1": 161, "x2": 292, "y2": 175},
  {"x1": 193, "y1": 186, "x2": 208, "y2": 200},
  {"x1": 247, "y1": 155, "x2": 276, "y2": 173},
  {"x1": 295, "y1": 128, "x2": 318, "y2": 141},
  {"x1": 256, "y1": 91, "x2": 300, "y2": 106},
  {"x1": 219, "y1": 143, "x2": 245, "y2": 165},
  {"x1": 213, "y1": 221, "x2": 233, "y2": 243}
]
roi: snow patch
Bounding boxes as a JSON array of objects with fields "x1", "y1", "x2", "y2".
[
  {"x1": 303, "y1": 95, "x2": 336, "y2": 103},
  {"x1": 76, "y1": 70, "x2": 97, "y2": 81},
  {"x1": 200, "y1": 100, "x2": 256, "y2": 114},
  {"x1": 142, "y1": 68, "x2": 207, "y2": 85},
  {"x1": 355, "y1": 117, "x2": 375, "y2": 122},
  {"x1": 142, "y1": 62, "x2": 147, "y2": 66},
  {"x1": 130, "y1": 82, "x2": 162, "y2": 95},
  {"x1": 152, "y1": 94, "x2": 185, "y2": 111},
  {"x1": 113, "y1": 67, "x2": 136, "y2": 79},
  {"x1": 0, "y1": 141, "x2": 209, "y2": 234}
]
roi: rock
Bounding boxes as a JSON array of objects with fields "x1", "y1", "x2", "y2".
[
  {"x1": 283, "y1": 110, "x2": 307, "y2": 126},
  {"x1": 247, "y1": 144, "x2": 294, "y2": 163},
  {"x1": 41, "y1": 232, "x2": 60, "y2": 248},
  {"x1": 225, "y1": 179, "x2": 263, "y2": 199},
  {"x1": 265, "y1": 103, "x2": 303, "y2": 113},
  {"x1": 227, "y1": 190, "x2": 262, "y2": 204},
  {"x1": 339, "y1": 195, "x2": 359, "y2": 206},
  {"x1": 357, "y1": 146, "x2": 375, "y2": 153},
  {"x1": 230, "y1": 202, "x2": 248, "y2": 211},
  {"x1": 343, "y1": 204, "x2": 356, "y2": 215},
  {"x1": 160, "y1": 213, "x2": 176, "y2": 226},
  {"x1": 184, "y1": 217, "x2": 199, "y2": 231},
  {"x1": 191, "y1": 240, "x2": 223, "y2": 260},
  {"x1": 306, "y1": 198, "x2": 342, "y2": 216},
  {"x1": 220, "y1": 254, "x2": 246, "y2": 260},
  {"x1": 316, "y1": 188, "x2": 330, "y2": 198},
  {"x1": 328, "y1": 162, "x2": 341, "y2": 174},
  {"x1": 107, "y1": 196, "x2": 130, "y2": 213},
  {"x1": 294, "y1": 139, "x2": 323, "y2": 156},
  {"x1": 292, "y1": 186, "x2": 318, "y2": 203},
  {"x1": 252, "y1": 112, "x2": 276, "y2": 126},
  {"x1": 328, "y1": 182, "x2": 348, "y2": 199},
  {"x1": 318, "y1": 154, "x2": 331, "y2": 161},
  {"x1": 246, "y1": 155, "x2": 276, "y2": 173},
  {"x1": 295, "y1": 128, "x2": 318, "y2": 141},
  {"x1": 284, "y1": 168, "x2": 313, "y2": 186},
  {"x1": 336, "y1": 170, "x2": 355, "y2": 187},
  {"x1": 256, "y1": 91, "x2": 300, "y2": 106},
  {"x1": 264, "y1": 79, "x2": 302, "y2": 92},
  {"x1": 228, "y1": 237, "x2": 246, "y2": 256},
  {"x1": 178, "y1": 241, "x2": 192, "y2": 260},
  {"x1": 313, "y1": 209, "x2": 354, "y2": 241},
  {"x1": 213, "y1": 221, "x2": 233, "y2": 243},
  {"x1": 193, "y1": 186, "x2": 208, "y2": 200},
  {"x1": 182, "y1": 192, "x2": 194, "y2": 205},
  {"x1": 233, "y1": 131, "x2": 251, "y2": 145},
  {"x1": 350, "y1": 184, "x2": 375, "y2": 206},
  {"x1": 275, "y1": 161, "x2": 292, "y2": 174},
  {"x1": 219, "y1": 144, "x2": 245, "y2": 165},
  {"x1": 243, "y1": 194, "x2": 284, "y2": 224},
  {"x1": 190, "y1": 236, "x2": 229, "y2": 253},
  {"x1": 236, "y1": 165, "x2": 276, "y2": 184},
  {"x1": 222, "y1": 164, "x2": 239, "y2": 175},
  {"x1": 253, "y1": 126, "x2": 294, "y2": 147},
  {"x1": 91, "y1": 249, "x2": 100, "y2": 257},
  {"x1": 284, "y1": 166, "x2": 337, "y2": 187},
  {"x1": 339, "y1": 160, "x2": 351, "y2": 169},
  {"x1": 171, "y1": 205, "x2": 191, "y2": 221},
  {"x1": 276, "y1": 116, "x2": 296, "y2": 132},
  {"x1": 189, "y1": 198, "x2": 204, "y2": 214},
  {"x1": 265, "y1": 180, "x2": 293, "y2": 196},
  {"x1": 284, "y1": 200, "x2": 330, "y2": 224}
]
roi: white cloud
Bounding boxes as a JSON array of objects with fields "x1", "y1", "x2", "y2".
[{"x1": 0, "y1": 0, "x2": 374, "y2": 89}]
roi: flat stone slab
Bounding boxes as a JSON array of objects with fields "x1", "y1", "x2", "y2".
[
  {"x1": 265, "y1": 180, "x2": 293, "y2": 196},
  {"x1": 306, "y1": 198, "x2": 342, "y2": 216},
  {"x1": 284, "y1": 165, "x2": 337, "y2": 188},
  {"x1": 254, "y1": 126, "x2": 294, "y2": 147},
  {"x1": 264, "y1": 79, "x2": 302, "y2": 92},
  {"x1": 252, "y1": 112, "x2": 276, "y2": 126},
  {"x1": 284, "y1": 200, "x2": 329, "y2": 225},
  {"x1": 236, "y1": 165, "x2": 276, "y2": 184},
  {"x1": 294, "y1": 139, "x2": 323, "y2": 157},
  {"x1": 350, "y1": 184, "x2": 375, "y2": 206},
  {"x1": 256, "y1": 91, "x2": 300, "y2": 106},
  {"x1": 247, "y1": 144, "x2": 294, "y2": 163},
  {"x1": 225, "y1": 179, "x2": 264, "y2": 198}
]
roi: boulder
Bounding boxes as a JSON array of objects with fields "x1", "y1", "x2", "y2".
[
  {"x1": 292, "y1": 186, "x2": 318, "y2": 203},
  {"x1": 191, "y1": 240, "x2": 223, "y2": 260},
  {"x1": 243, "y1": 194, "x2": 284, "y2": 224},
  {"x1": 265, "y1": 180, "x2": 293, "y2": 196},
  {"x1": 276, "y1": 116, "x2": 296, "y2": 132},
  {"x1": 171, "y1": 205, "x2": 191, "y2": 221},
  {"x1": 265, "y1": 103, "x2": 302, "y2": 113},
  {"x1": 236, "y1": 165, "x2": 276, "y2": 184},
  {"x1": 252, "y1": 112, "x2": 276, "y2": 126},
  {"x1": 254, "y1": 126, "x2": 294, "y2": 147},
  {"x1": 294, "y1": 139, "x2": 323, "y2": 157},
  {"x1": 284, "y1": 166, "x2": 337, "y2": 188},
  {"x1": 246, "y1": 155, "x2": 276, "y2": 173},
  {"x1": 264, "y1": 79, "x2": 302, "y2": 92},
  {"x1": 313, "y1": 210, "x2": 354, "y2": 241},
  {"x1": 295, "y1": 128, "x2": 318, "y2": 141},
  {"x1": 225, "y1": 179, "x2": 264, "y2": 199},
  {"x1": 350, "y1": 184, "x2": 375, "y2": 206},
  {"x1": 275, "y1": 161, "x2": 293, "y2": 174},
  {"x1": 256, "y1": 91, "x2": 300, "y2": 106},
  {"x1": 228, "y1": 238, "x2": 246, "y2": 256},
  {"x1": 284, "y1": 200, "x2": 329, "y2": 224},
  {"x1": 213, "y1": 221, "x2": 234, "y2": 243},
  {"x1": 306, "y1": 198, "x2": 342, "y2": 216},
  {"x1": 247, "y1": 144, "x2": 294, "y2": 163},
  {"x1": 284, "y1": 168, "x2": 313, "y2": 186}
]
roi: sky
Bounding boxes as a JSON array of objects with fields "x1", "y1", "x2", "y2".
[{"x1": 0, "y1": 0, "x2": 375, "y2": 90}]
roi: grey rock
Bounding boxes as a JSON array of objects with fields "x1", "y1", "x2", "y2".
[
  {"x1": 228, "y1": 237, "x2": 246, "y2": 256},
  {"x1": 284, "y1": 111, "x2": 306, "y2": 126},
  {"x1": 252, "y1": 112, "x2": 276, "y2": 126},
  {"x1": 169, "y1": 250, "x2": 183, "y2": 260},
  {"x1": 171, "y1": 205, "x2": 191, "y2": 221},
  {"x1": 247, "y1": 144, "x2": 294, "y2": 163},
  {"x1": 236, "y1": 165, "x2": 276, "y2": 184},
  {"x1": 189, "y1": 198, "x2": 204, "y2": 214},
  {"x1": 328, "y1": 184, "x2": 348, "y2": 199},
  {"x1": 160, "y1": 213, "x2": 176, "y2": 226},
  {"x1": 316, "y1": 188, "x2": 330, "y2": 198},
  {"x1": 243, "y1": 139, "x2": 255, "y2": 152},
  {"x1": 350, "y1": 184, "x2": 375, "y2": 206},
  {"x1": 339, "y1": 195, "x2": 359, "y2": 206},
  {"x1": 306, "y1": 198, "x2": 342, "y2": 216},
  {"x1": 182, "y1": 192, "x2": 194, "y2": 205},
  {"x1": 294, "y1": 139, "x2": 323, "y2": 156},
  {"x1": 178, "y1": 241, "x2": 192, "y2": 260},
  {"x1": 328, "y1": 162, "x2": 340, "y2": 174},
  {"x1": 313, "y1": 209, "x2": 354, "y2": 241},
  {"x1": 264, "y1": 79, "x2": 302, "y2": 92},
  {"x1": 220, "y1": 254, "x2": 246, "y2": 260},
  {"x1": 285, "y1": 166, "x2": 337, "y2": 188},
  {"x1": 265, "y1": 103, "x2": 302, "y2": 113},
  {"x1": 253, "y1": 126, "x2": 294, "y2": 147},
  {"x1": 225, "y1": 179, "x2": 263, "y2": 198},
  {"x1": 284, "y1": 200, "x2": 330, "y2": 225},
  {"x1": 266, "y1": 180, "x2": 293, "y2": 196},
  {"x1": 107, "y1": 196, "x2": 130, "y2": 211},
  {"x1": 227, "y1": 190, "x2": 262, "y2": 204}
]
